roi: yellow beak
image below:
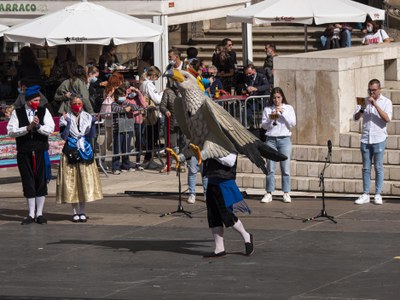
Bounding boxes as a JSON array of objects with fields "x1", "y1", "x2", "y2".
[{"x1": 165, "y1": 68, "x2": 185, "y2": 83}]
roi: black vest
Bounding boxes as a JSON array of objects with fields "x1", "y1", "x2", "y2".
[
  {"x1": 203, "y1": 158, "x2": 237, "y2": 180},
  {"x1": 15, "y1": 107, "x2": 49, "y2": 153}
]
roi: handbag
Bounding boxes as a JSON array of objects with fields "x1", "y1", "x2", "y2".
[
  {"x1": 143, "y1": 96, "x2": 159, "y2": 126},
  {"x1": 62, "y1": 143, "x2": 82, "y2": 164}
]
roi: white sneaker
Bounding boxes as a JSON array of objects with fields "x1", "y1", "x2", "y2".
[
  {"x1": 355, "y1": 193, "x2": 370, "y2": 205},
  {"x1": 283, "y1": 193, "x2": 291, "y2": 203},
  {"x1": 374, "y1": 194, "x2": 383, "y2": 205},
  {"x1": 261, "y1": 193, "x2": 272, "y2": 203},
  {"x1": 187, "y1": 194, "x2": 196, "y2": 204},
  {"x1": 121, "y1": 168, "x2": 135, "y2": 172}
]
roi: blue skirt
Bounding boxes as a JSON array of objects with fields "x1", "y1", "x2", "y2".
[{"x1": 208, "y1": 178, "x2": 251, "y2": 214}]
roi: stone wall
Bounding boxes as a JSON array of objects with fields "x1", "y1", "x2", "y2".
[{"x1": 274, "y1": 43, "x2": 400, "y2": 146}]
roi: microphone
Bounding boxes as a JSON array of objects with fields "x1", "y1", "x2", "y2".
[{"x1": 327, "y1": 140, "x2": 332, "y2": 155}]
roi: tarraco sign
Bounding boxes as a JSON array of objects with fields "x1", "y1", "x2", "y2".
[{"x1": 0, "y1": 2, "x2": 47, "y2": 13}]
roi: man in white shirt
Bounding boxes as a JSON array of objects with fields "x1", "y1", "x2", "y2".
[
  {"x1": 168, "y1": 47, "x2": 183, "y2": 70},
  {"x1": 353, "y1": 79, "x2": 392, "y2": 205}
]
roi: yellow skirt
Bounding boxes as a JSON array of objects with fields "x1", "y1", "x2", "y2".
[{"x1": 56, "y1": 154, "x2": 103, "y2": 204}]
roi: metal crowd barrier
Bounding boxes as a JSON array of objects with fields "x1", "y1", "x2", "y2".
[
  {"x1": 213, "y1": 94, "x2": 270, "y2": 129},
  {"x1": 94, "y1": 107, "x2": 167, "y2": 176},
  {"x1": 243, "y1": 95, "x2": 270, "y2": 129},
  {"x1": 214, "y1": 98, "x2": 243, "y2": 124},
  {"x1": 0, "y1": 95, "x2": 271, "y2": 171}
]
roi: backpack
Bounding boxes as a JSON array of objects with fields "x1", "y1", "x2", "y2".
[
  {"x1": 143, "y1": 96, "x2": 159, "y2": 126},
  {"x1": 93, "y1": 96, "x2": 104, "y2": 113}
]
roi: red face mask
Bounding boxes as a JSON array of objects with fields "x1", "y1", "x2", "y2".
[
  {"x1": 71, "y1": 104, "x2": 83, "y2": 113},
  {"x1": 30, "y1": 101, "x2": 40, "y2": 110}
]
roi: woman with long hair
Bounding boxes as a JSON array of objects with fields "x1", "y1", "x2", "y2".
[
  {"x1": 139, "y1": 66, "x2": 163, "y2": 169},
  {"x1": 260, "y1": 87, "x2": 296, "y2": 204},
  {"x1": 16, "y1": 46, "x2": 41, "y2": 83},
  {"x1": 362, "y1": 21, "x2": 391, "y2": 45},
  {"x1": 54, "y1": 65, "x2": 93, "y2": 115}
]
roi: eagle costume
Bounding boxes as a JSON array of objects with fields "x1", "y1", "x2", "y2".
[{"x1": 164, "y1": 68, "x2": 287, "y2": 174}]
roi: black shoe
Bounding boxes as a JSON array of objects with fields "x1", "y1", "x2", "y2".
[
  {"x1": 72, "y1": 214, "x2": 80, "y2": 223},
  {"x1": 21, "y1": 216, "x2": 35, "y2": 225},
  {"x1": 203, "y1": 251, "x2": 226, "y2": 258},
  {"x1": 35, "y1": 215, "x2": 47, "y2": 225},
  {"x1": 79, "y1": 214, "x2": 87, "y2": 223},
  {"x1": 245, "y1": 234, "x2": 254, "y2": 256}
]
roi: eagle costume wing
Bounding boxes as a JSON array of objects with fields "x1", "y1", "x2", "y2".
[
  {"x1": 175, "y1": 94, "x2": 237, "y2": 159},
  {"x1": 167, "y1": 69, "x2": 287, "y2": 175}
]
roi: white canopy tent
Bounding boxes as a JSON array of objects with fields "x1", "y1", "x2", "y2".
[
  {"x1": 0, "y1": 24, "x2": 8, "y2": 37},
  {"x1": 3, "y1": 0, "x2": 163, "y2": 65},
  {"x1": 227, "y1": 0, "x2": 386, "y2": 55}
]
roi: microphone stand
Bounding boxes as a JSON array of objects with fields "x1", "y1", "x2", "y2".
[
  {"x1": 303, "y1": 148, "x2": 337, "y2": 224},
  {"x1": 160, "y1": 164, "x2": 192, "y2": 218}
]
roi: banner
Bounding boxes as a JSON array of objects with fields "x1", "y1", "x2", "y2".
[{"x1": 0, "y1": 132, "x2": 64, "y2": 168}]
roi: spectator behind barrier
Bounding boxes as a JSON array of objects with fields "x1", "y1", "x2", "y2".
[{"x1": 362, "y1": 21, "x2": 391, "y2": 45}]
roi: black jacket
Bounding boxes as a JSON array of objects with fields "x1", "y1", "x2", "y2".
[{"x1": 244, "y1": 72, "x2": 270, "y2": 96}]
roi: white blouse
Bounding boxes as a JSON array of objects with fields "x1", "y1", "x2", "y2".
[{"x1": 261, "y1": 104, "x2": 296, "y2": 137}]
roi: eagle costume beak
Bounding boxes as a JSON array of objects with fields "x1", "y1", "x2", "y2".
[{"x1": 164, "y1": 68, "x2": 185, "y2": 83}]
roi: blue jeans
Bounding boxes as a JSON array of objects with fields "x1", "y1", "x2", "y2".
[
  {"x1": 341, "y1": 29, "x2": 351, "y2": 47},
  {"x1": 112, "y1": 132, "x2": 133, "y2": 171},
  {"x1": 134, "y1": 124, "x2": 144, "y2": 164},
  {"x1": 266, "y1": 136, "x2": 292, "y2": 193},
  {"x1": 361, "y1": 140, "x2": 386, "y2": 194},
  {"x1": 320, "y1": 35, "x2": 327, "y2": 48},
  {"x1": 187, "y1": 156, "x2": 208, "y2": 196}
]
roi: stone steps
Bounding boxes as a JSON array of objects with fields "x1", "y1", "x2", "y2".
[
  {"x1": 339, "y1": 132, "x2": 400, "y2": 150},
  {"x1": 236, "y1": 172, "x2": 400, "y2": 195},
  {"x1": 292, "y1": 145, "x2": 400, "y2": 165},
  {"x1": 348, "y1": 119, "x2": 400, "y2": 135},
  {"x1": 238, "y1": 156, "x2": 400, "y2": 180},
  {"x1": 235, "y1": 140, "x2": 400, "y2": 196},
  {"x1": 236, "y1": 156, "x2": 400, "y2": 195},
  {"x1": 178, "y1": 25, "x2": 365, "y2": 66}
]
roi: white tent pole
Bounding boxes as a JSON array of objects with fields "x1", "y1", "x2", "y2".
[
  {"x1": 84, "y1": 44, "x2": 87, "y2": 66},
  {"x1": 304, "y1": 24, "x2": 308, "y2": 52},
  {"x1": 153, "y1": 15, "x2": 168, "y2": 91},
  {"x1": 242, "y1": 1, "x2": 253, "y2": 66},
  {"x1": 242, "y1": 22, "x2": 253, "y2": 65}
]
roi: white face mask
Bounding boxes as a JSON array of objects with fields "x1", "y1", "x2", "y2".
[
  {"x1": 168, "y1": 60, "x2": 175, "y2": 65},
  {"x1": 367, "y1": 26, "x2": 373, "y2": 33}
]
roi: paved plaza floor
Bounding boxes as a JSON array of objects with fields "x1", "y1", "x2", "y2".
[{"x1": 0, "y1": 167, "x2": 399, "y2": 299}]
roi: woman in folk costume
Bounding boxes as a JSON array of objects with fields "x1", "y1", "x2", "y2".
[
  {"x1": 56, "y1": 96, "x2": 103, "y2": 223},
  {"x1": 7, "y1": 85, "x2": 55, "y2": 225}
]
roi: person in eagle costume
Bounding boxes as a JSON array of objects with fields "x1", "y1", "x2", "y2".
[{"x1": 164, "y1": 68, "x2": 287, "y2": 258}]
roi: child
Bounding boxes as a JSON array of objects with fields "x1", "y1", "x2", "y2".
[
  {"x1": 111, "y1": 88, "x2": 139, "y2": 174},
  {"x1": 99, "y1": 73, "x2": 124, "y2": 168},
  {"x1": 125, "y1": 86, "x2": 147, "y2": 171},
  {"x1": 2, "y1": 105, "x2": 14, "y2": 121},
  {"x1": 86, "y1": 65, "x2": 106, "y2": 113}
]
